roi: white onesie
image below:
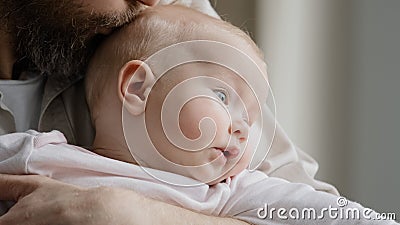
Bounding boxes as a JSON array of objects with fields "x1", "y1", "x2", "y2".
[{"x1": 0, "y1": 130, "x2": 397, "y2": 225}]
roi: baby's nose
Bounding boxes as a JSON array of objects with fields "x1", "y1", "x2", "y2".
[{"x1": 228, "y1": 120, "x2": 249, "y2": 143}]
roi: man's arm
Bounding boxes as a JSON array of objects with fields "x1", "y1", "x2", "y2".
[
  {"x1": 0, "y1": 174, "x2": 248, "y2": 225},
  {"x1": 255, "y1": 103, "x2": 339, "y2": 195}
]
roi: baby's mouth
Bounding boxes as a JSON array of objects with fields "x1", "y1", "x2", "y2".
[{"x1": 215, "y1": 146, "x2": 240, "y2": 159}]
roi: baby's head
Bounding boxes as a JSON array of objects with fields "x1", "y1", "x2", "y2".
[{"x1": 86, "y1": 5, "x2": 268, "y2": 185}]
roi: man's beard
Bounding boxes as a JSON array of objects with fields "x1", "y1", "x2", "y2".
[{"x1": 1, "y1": 0, "x2": 144, "y2": 79}]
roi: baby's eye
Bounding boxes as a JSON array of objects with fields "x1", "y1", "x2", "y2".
[{"x1": 214, "y1": 90, "x2": 228, "y2": 104}]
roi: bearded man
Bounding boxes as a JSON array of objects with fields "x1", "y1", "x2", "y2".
[
  {"x1": 0, "y1": 0, "x2": 155, "y2": 143},
  {"x1": 0, "y1": 1, "x2": 337, "y2": 224}
]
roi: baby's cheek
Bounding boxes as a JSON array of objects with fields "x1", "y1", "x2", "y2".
[
  {"x1": 178, "y1": 101, "x2": 201, "y2": 140},
  {"x1": 227, "y1": 148, "x2": 253, "y2": 177},
  {"x1": 179, "y1": 98, "x2": 229, "y2": 140}
]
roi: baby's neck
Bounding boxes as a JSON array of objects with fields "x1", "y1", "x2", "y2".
[
  {"x1": 92, "y1": 127, "x2": 137, "y2": 165},
  {"x1": 92, "y1": 146, "x2": 137, "y2": 165}
]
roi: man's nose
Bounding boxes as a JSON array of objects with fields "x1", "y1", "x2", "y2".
[
  {"x1": 228, "y1": 120, "x2": 249, "y2": 143},
  {"x1": 138, "y1": 0, "x2": 160, "y2": 6}
]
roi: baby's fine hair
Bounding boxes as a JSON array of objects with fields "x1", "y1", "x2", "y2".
[{"x1": 85, "y1": 5, "x2": 261, "y2": 121}]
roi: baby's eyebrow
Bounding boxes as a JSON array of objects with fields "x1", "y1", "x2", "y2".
[{"x1": 207, "y1": 72, "x2": 239, "y2": 89}]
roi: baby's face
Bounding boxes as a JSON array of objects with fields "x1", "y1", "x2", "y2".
[
  {"x1": 118, "y1": 9, "x2": 269, "y2": 184},
  {"x1": 145, "y1": 62, "x2": 263, "y2": 184}
]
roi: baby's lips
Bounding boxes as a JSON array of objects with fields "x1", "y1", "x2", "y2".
[{"x1": 222, "y1": 146, "x2": 240, "y2": 159}]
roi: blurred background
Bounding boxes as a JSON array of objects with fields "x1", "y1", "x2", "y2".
[{"x1": 211, "y1": 0, "x2": 400, "y2": 218}]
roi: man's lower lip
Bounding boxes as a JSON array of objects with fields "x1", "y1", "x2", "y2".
[{"x1": 95, "y1": 27, "x2": 113, "y2": 35}]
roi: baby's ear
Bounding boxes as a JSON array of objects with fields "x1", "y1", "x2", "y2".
[{"x1": 118, "y1": 60, "x2": 155, "y2": 116}]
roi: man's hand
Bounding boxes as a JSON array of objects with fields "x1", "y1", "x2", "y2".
[
  {"x1": 0, "y1": 174, "x2": 133, "y2": 225},
  {"x1": 0, "y1": 174, "x2": 248, "y2": 225}
]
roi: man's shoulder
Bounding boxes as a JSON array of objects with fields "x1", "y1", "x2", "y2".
[{"x1": 40, "y1": 76, "x2": 94, "y2": 147}]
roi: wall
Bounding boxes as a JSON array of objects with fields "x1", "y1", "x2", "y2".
[
  {"x1": 348, "y1": 0, "x2": 400, "y2": 216},
  {"x1": 213, "y1": 0, "x2": 400, "y2": 218}
]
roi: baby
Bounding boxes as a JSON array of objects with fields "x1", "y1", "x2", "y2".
[
  {"x1": 0, "y1": 5, "x2": 397, "y2": 224},
  {"x1": 85, "y1": 4, "x2": 268, "y2": 185}
]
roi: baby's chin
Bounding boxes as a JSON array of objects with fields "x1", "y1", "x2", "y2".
[
  {"x1": 182, "y1": 161, "x2": 245, "y2": 185},
  {"x1": 192, "y1": 168, "x2": 238, "y2": 186},
  {"x1": 206, "y1": 176, "x2": 231, "y2": 185}
]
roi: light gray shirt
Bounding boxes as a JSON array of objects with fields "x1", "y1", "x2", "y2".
[{"x1": 0, "y1": 74, "x2": 45, "y2": 134}]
